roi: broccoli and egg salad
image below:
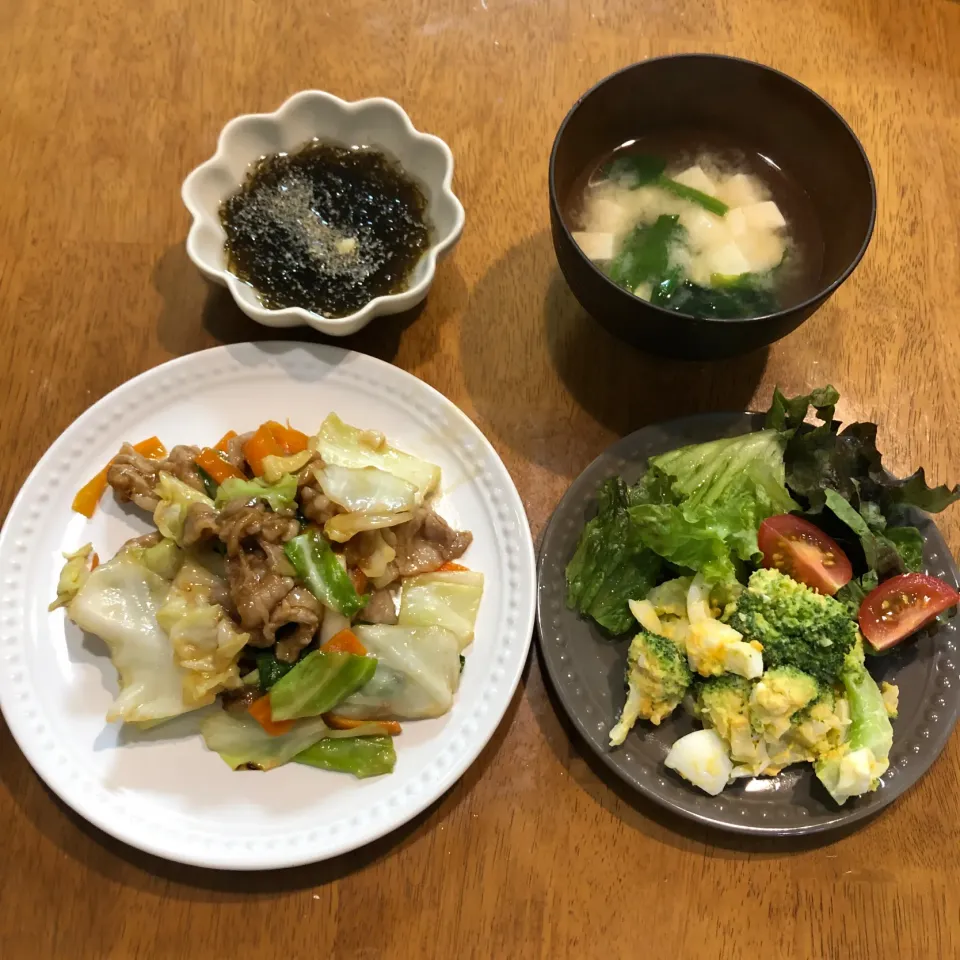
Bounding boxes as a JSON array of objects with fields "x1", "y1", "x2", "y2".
[
  {"x1": 51, "y1": 414, "x2": 484, "y2": 780},
  {"x1": 566, "y1": 385, "x2": 960, "y2": 807},
  {"x1": 615, "y1": 571, "x2": 888, "y2": 802}
]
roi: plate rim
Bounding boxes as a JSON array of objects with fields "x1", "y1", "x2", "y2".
[
  {"x1": 0, "y1": 342, "x2": 537, "y2": 869},
  {"x1": 536, "y1": 410, "x2": 960, "y2": 837}
]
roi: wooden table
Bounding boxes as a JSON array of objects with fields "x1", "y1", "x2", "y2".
[{"x1": 3, "y1": 0, "x2": 960, "y2": 956}]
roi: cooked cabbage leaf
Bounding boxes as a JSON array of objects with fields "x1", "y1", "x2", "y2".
[
  {"x1": 324, "y1": 510, "x2": 415, "y2": 544},
  {"x1": 153, "y1": 473, "x2": 214, "y2": 545},
  {"x1": 67, "y1": 549, "x2": 197, "y2": 723},
  {"x1": 398, "y1": 570, "x2": 484, "y2": 650},
  {"x1": 313, "y1": 413, "x2": 440, "y2": 502},
  {"x1": 284, "y1": 529, "x2": 368, "y2": 616},
  {"x1": 315, "y1": 463, "x2": 419, "y2": 514},
  {"x1": 138, "y1": 537, "x2": 184, "y2": 580},
  {"x1": 215, "y1": 473, "x2": 297, "y2": 513},
  {"x1": 337, "y1": 625, "x2": 461, "y2": 719},
  {"x1": 268, "y1": 650, "x2": 377, "y2": 721},
  {"x1": 261, "y1": 450, "x2": 313, "y2": 484},
  {"x1": 295, "y1": 736, "x2": 397, "y2": 778},
  {"x1": 49, "y1": 543, "x2": 95, "y2": 611},
  {"x1": 157, "y1": 559, "x2": 247, "y2": 706},
  {"x1": 200, "y1": 711, "x2": 388, "y2": 771},
  {"x1": 200, "y1": 711, "x2": 330, "y2": 771}
]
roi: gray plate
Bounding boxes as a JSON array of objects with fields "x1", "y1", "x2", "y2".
[{"x1": 537, "y1": 412, "x2": 960, "y2": 836}]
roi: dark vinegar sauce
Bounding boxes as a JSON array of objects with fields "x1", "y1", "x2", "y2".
[
  {"x1": 221, "y1": 141, "x2": 431, "y2": 317},
  {"x1": 566, "y1": 129, "x2": 825, "y2": 312}
]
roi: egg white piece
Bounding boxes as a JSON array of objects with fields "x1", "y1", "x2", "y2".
[{"x1": 665, "y1": 729, "x2": 733, "y2": 796}]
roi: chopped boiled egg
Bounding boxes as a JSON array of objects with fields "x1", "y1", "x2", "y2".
[
  {"x1": 686, "y1": 576, "x2": 713, "y2": 623},
  {"x1": 629, "y1": 598, "x2": 663, "y2": 634},
  {"x1": 665, "y1": 729, "x2": 733, "y2": 796},
  {"x1": 881, "y1": 682, "x2": 899, "y2": 718},
  {"x1": 571, "y1": 231, "x2": 615, "y2": 262},
  {"x1": 671, "y1": 165, "x2": 717, "y2": 196},
  {"x1": 832, "y1": 747, "x2": 887, "y2": 803},
  {"x1": 686, "y1": 618, "x2": 764, "y2": 679}
]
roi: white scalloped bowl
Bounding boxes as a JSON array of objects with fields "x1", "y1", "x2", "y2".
[{"x1": 181, "y1": 92, "x2": 465, "y2": 336}]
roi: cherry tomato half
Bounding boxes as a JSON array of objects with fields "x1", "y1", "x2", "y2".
[
  {"x1": 859, "y1": 573, "x2": 960, "y2": 652},
  {"x1": 758, "y1": 514, "x2": 853, "y2": 595}
]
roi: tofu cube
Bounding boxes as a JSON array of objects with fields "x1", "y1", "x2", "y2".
[
  {"x1": 582, "y1": 194, "x2": 632, "y2": 235},
  {"x1": 737, "y1": 231, "x2": 786, "y2": 273},
  {"x1": 724, "y1": 207, "x2": 748, "y2": 238},
  {"x1": 679, "y1": 206, "x2": 728, "y2": 251},
  {"x1": 571, "y1": 231, "x2": 615, "y2": 262},
  {"x1": 716, "y1": 172, "x2": 764, "y2": 209},
  {"x1": 707, "y1": 241, "x2": 751, "y2": 277},
  {"x1": 740, "y1": 200, "x2": 787, "y2": 231},
  {"x1": 671, "y1": 165, "x2": 717, "y2": 197}
]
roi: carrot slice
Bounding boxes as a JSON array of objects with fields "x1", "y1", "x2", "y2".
[
  {"x1": 71, "y1": 436, "x2": 168, "y2": 518},
  {"x1": 72, "y1": 474, "x2": 108, "y2": 518},
  {"x1": 135, "y1": 437, "x2": 167, "y2": 460},
  {"x1": 248, "y1": 695, "x2": 295, "y2": 736},
  {"x1": 348, "y1": 567, "x2": 368, "y2": 595},
  {"x1": 438, "y1": 561, "x2": 469, "y2": 572},
  {"x1": 214, "y1": 430, "x2": 238, "y2": 453},
  {"x1": 242, "y1": 423, "x2": 286, "y2": 476},
  {"x1": 324, "y1": 714, "x2": 402, "y2": 736},
  {"x1": 90, "y1": 552, "x2": 100, "y2": 571},
  {"x1": 322, "y1": 629, "x2": 368, "y2": 656},
  {"x1": 279, "y1": 422, "x2": 309, "y2": 454},
  {"x1": 195, "y1": 447, "x2": 245, "y2": 485}
]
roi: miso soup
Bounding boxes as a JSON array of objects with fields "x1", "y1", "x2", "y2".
[{"x1": 566, "y1": 131, "x2": 824, "y2": 319}]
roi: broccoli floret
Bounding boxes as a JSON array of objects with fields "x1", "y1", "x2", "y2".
[
  {"x1": 696, "y1": 674, "x2": 754, "y2": 756},
  {"x1": 697, "y1": 674, "x2": 752, "y2": 720},
  {"x1": 727, "y1": 568, "x2": 859, "y2": 685},
  {"x1": 609, "y1": 630, "x2": 692, "y2": 745}
]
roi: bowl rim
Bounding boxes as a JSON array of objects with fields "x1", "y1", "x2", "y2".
[
  {"x1": 548, "y1": 53, "x2": 878, "y2": 327},
  {"x1": 181, "y1": 89, "x2": 465, "y2": 334}
]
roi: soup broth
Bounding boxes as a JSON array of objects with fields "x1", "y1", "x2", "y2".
[{"x1": 566, "y1": 131, "x2": 824, "y2": 319}]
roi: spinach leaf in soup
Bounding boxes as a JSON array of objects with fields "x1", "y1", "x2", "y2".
[
  {"x1": 653, "y1": 277, "x2": 778, "y2": 319},
  {"x1": 607, "y1": 215, "x2": 683, "y2": 292}
]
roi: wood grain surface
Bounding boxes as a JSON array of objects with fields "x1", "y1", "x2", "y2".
[{"x1": 3, "y1": 1, "x2": 960, "y2": 957}]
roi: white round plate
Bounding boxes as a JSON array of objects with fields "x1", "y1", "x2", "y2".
[{"x1": 0, "y1": 342, "x2": 535, "y2": 870}]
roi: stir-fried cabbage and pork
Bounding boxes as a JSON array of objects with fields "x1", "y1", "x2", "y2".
[{"x1": 52, "y1": 414, "x2": 483, "y2": 778}]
